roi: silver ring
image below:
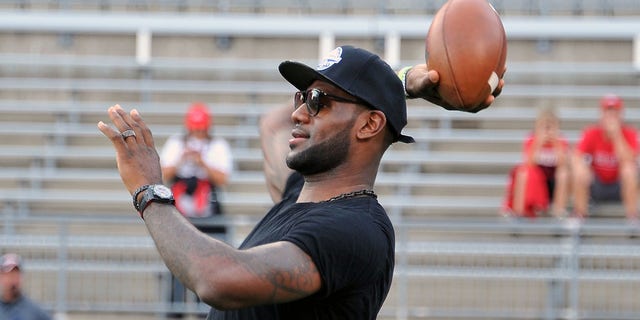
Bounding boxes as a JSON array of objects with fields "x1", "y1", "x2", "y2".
[{"x1": 121, "y1": 129, "x2": 136, "y2": 139}]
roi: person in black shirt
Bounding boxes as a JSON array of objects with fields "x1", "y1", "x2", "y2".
[{"x1": 98, "y1": 45, "x2": 503, "y2": 319}]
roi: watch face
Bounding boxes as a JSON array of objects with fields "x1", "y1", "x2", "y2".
[{"x1": 153, "y1": 185, "x2": 173, "y2": 199}]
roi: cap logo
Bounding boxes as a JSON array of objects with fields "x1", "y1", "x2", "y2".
[{"x1": 316, "y1": 47, "x2": 343, "y2": 71}]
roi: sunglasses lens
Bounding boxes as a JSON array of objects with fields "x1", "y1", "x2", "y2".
[
  {"x1": 307, "y1": 90, "x2": 320, "y2": 116},
  {"x1": 293, "y1": 89, "x2": 323, "y2": 116},
  {"x1": 294, "y1": 91, "x2": 303, "y2": 109}
]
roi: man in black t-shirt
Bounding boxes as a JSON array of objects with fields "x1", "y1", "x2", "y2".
[{"x1": 99, "y1": 45, "x2": 504, "y2": 319}]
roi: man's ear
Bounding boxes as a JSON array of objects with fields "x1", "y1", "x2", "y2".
[{"x1": 356, "y1": 110, "x2": 387, "y2": 140}]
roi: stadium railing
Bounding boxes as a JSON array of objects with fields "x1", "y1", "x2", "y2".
[{"x1": 3, "y1": 214, "x2": 640, "y2": 320}]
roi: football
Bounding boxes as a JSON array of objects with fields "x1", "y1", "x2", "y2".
[{"x1": 425, "y1": 0, "x2": 507, "y2": 111}]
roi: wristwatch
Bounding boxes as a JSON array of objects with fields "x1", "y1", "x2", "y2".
[{"x1": 132, "y1": 184, "x2": 175, "y2": 218}]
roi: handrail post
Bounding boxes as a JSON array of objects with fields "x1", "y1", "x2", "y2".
[{"x1": 54, "y1": 221, "x2": 69, "y2": 320}]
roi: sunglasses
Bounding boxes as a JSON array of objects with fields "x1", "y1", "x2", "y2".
[{"x1": 294, "y1": 88, "x2": 364, "y2": 117}]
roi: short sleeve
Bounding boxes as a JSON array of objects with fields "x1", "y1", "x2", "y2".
[
  {"x1": 160, "y1": 135, "x2": 184, "y2": 168},
  {"x1": 204, "y1": 138, "x2": 234, "y2": 175},
  {"x1": 576, "y1": 127, "x2": 597, "y2": 154}
]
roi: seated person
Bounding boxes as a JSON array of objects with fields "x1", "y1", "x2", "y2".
[
  {"x1": 571, "y1": 94, "x2": 638, "y2": 221},
  {"x1": 502, "y1": 107, "x2": 569, "y2": 219}
]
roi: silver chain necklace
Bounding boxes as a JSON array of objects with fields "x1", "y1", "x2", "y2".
[{"x1": 324, "y1": 189, "x2": 377, "y2": 202}]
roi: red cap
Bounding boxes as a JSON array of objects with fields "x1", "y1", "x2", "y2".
[
  {"x1": 1, "y1": 253, "x2": 21, "y2": 272},
  {"x1": 185, "y1": 102, "x2": 211, "y2": 131},
  {"x1": 600, "y1": 94, "x2": 623, "y2": 110}
]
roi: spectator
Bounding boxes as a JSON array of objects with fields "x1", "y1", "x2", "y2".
[
  {"x1": 159, "y1": 102, "x2": 234, "y2": 316},
  {"x1": 160, "y1": 102, "x2": 233, "y2": 235},
  {"x1": 572, "y1": 94, "x2": 638, "y2": 221},
  {"x1": 0, "y1": 253, "x2": 51, "y2": 320},
  {"x1": 502, "y1": 107, "x2": 570, "y2": 219},
  {"x1": 98, "y1": 45, "x2": 504, "y2": 319}
]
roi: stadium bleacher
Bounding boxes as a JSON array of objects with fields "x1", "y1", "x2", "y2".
[{"x1": 1, "y1": 1, "x2": 640, "y2": 319}]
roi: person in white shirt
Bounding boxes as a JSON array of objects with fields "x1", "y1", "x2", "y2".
[{"x1": 160, "y1": 102, "x2": 233, "y2": 219}]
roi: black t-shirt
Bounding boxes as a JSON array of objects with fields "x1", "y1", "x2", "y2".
[{"x1": 207, "y1": 172, "x2": 395, "y2": 320}]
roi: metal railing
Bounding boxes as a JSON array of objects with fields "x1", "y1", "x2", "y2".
[{"x1": 3, "y1": 214, "x2": 640, "y2": 319}]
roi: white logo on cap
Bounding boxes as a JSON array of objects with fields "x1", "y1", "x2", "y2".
[{"x1": 316, "y1": 47, "x2": 343, "y2": 71}]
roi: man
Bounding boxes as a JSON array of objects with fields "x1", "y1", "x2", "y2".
[
  {"x1": 0, "y1": 253, "x2": 51, "y2": 320},
  {"x1": 98, "y1": 45, "x2": 503, "y2": 319},
  {"x1": 572, "y1": 94, "x2": 638, "y2": 221}
]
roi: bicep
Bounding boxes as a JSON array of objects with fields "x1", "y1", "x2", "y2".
[{"x1": 213, "y1": 241, "x2": 321, "y2": 309}]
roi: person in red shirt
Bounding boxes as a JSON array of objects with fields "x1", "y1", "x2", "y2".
[
  {"x1": 502, "y1": 107, "x2": 570, "y2": 219},
  {"x1": 572, "y1": 94, "x2": 639, "y2": 221}
]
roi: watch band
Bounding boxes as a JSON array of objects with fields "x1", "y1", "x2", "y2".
[
  {"x1": 397, "y1": 66, "x2": 416, "y2": 99},
  {"x1": 132, "y1": 184, "x2": 152, "y2": 212},
  {"x1": 137, "y1": 185, "x2": 175, "y2": 219}
]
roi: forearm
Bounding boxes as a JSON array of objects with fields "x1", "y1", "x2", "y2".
[
  {"x1": 142, "y1": 203, "x2": 238, "y2": 304},
  {"x1": 525, "y1": 140, "x2": 542, "y2": 165},
  {"x1": 143, "y1": 203, "x2": 319, "y2": 309},
  {"x1": 611, "y1": 132, "x2": 635, "y2": 163},
  {"x1": 205, "y1": 166, "x2": 229, "y2": 187},
  {"x1": 259, "y1": 102, "x2": 295, "y2": 202},
  {"x1": 553, "y1": 141, "x2": 568, "y2": 167}
]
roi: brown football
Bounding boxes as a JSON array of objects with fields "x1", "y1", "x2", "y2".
[{"x1": 426, "y1": 0, "x2": 507, "y2": 111}]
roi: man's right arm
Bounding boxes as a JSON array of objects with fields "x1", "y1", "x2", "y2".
[
  {"x1": 259, "y1": 102, "x2": 295, "y2": 203},
  {"x1": 98, "y1": 105, "x2": 322, "y2": 310}
]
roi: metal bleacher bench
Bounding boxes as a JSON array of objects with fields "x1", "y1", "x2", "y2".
[
  {"x1": 0, "y1": 144, "x2": 521, "y2": 168},
  {"x1": 2, "y1": 77, "x2": 640, "y2": 99},
  {"x1": 0, "y1": 167, "x2": 506, "y2": 216},
  {"x1": 0, "y1": 119, "x2": 584, "y2": 147}
]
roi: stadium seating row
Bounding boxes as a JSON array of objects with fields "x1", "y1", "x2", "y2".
[
  {"x1": 1, "y1": 0, "x2": 640, "y2": 16},
  {"x1": 2, "y1": 7, "x2": 640, "y2": 319}
]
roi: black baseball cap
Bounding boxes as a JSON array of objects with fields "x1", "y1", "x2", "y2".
[{"x1": 279, "y1": 45, "x2": 414, "y2": 143}]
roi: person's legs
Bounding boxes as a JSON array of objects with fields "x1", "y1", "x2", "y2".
[
  {"x1": 571, "y1": 157, "x2": 592, "y2": 218},
  {"x1": 551, "y1": 164, "x2": 570, "y2": 218},
  {"x1": 619, "y1": 159, "x2": 638, "y2": 220},
  {"x1": 512, "y1": 165, "x2": 529, "y2": 217}
]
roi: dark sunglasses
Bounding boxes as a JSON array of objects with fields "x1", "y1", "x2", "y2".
[{"x1": 294, "y1": 88, "x2": 364, "y2": 117}]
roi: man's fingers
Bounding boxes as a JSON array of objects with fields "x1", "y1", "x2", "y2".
[
  {"x1": 131, "y1": 109, "x2": 155, "y2": 149},
  {"x1": 97, "y1": 120, "x2": 130, "y2": 155}
]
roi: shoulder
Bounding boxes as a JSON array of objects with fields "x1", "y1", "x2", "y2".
[
  {"x1": 164, "y1": 134, "x2": 185, "y2": 146},
  {"x1": 622, "y1": 125, "x2": 637, "y2": 134},
  {"x1": 296, "y1": 198, "x2": 392, "y2": 241},
  {"x1": 210, "y1": 137, "x2": 231, "y2": 147},
  {"x1": 523, "y1": 134, "x2": 535, "y2": 145},
  {"x1": 580, "y1": 125, "x2": 603, "y2": 139},
  {"x1": 19, "y1": 296, "x2": 51, "y2": 319}
]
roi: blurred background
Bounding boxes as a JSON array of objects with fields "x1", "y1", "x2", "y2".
[{"x1": 0, "y1": 1, "x2": 640, "y2": 319}]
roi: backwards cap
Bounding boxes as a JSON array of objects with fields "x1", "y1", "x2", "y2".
[
  {"x1": 185, "y1": 102, "x2": 211, "y2": 131},
  {"x1": 278, "y1": 46, "x2": 414, "y2": 143},
  {"x1": 1, "y1": 253, "x2": 21, "y2": 272}
]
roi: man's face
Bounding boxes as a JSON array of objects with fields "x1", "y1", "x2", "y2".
[
  {"x1": 0, "y1": 268, "x2": 22, "y2": 302},
  {"x1": 601, "y1": 107, "x2": 621, "y2": 119},
  {"x1": 189, "y1": 128, "x2": 209, "y2": 139},
  {"x1": 286, "y1": 81, "x2": 363, "y2": 175}
]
